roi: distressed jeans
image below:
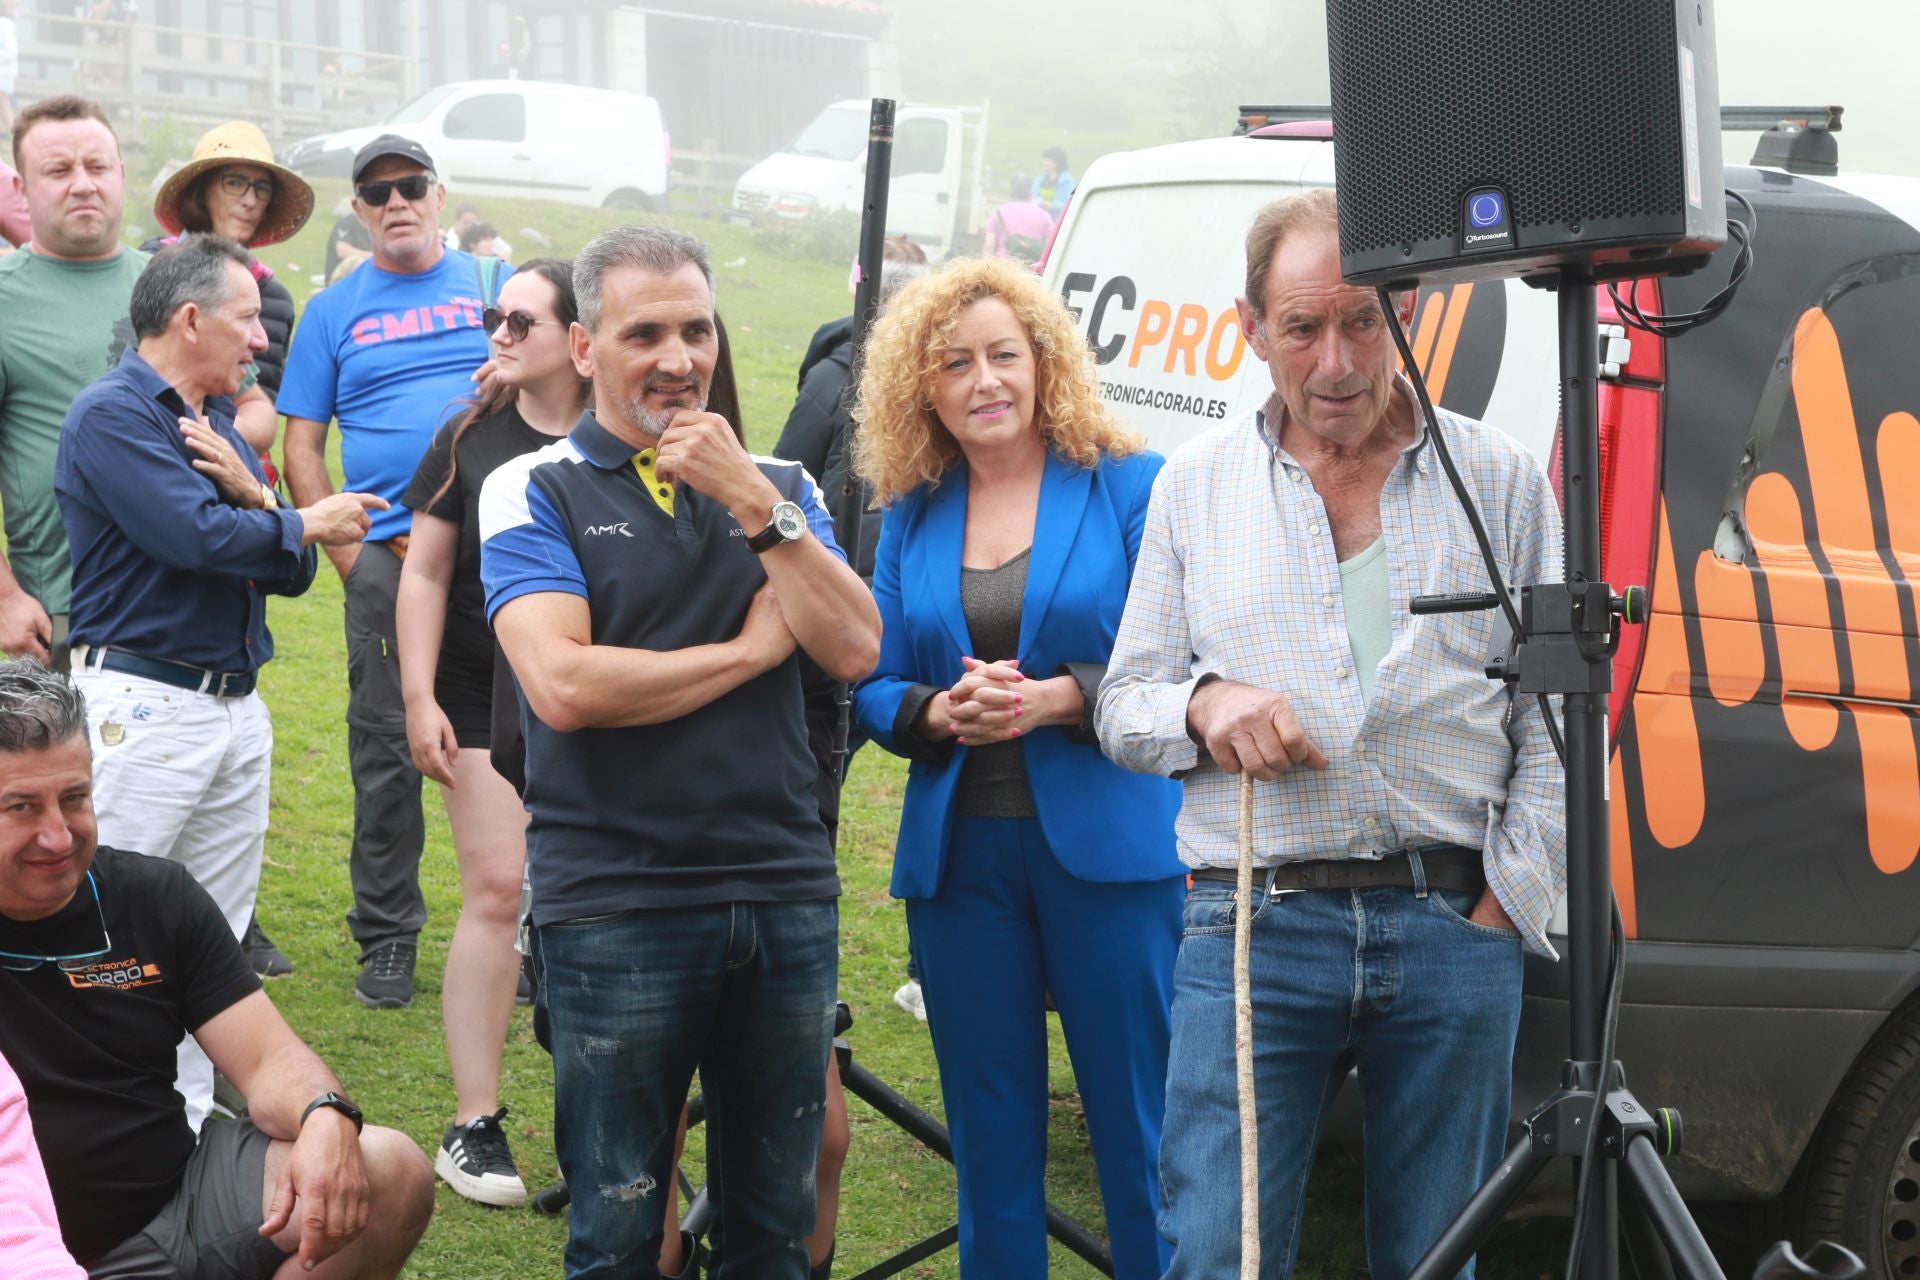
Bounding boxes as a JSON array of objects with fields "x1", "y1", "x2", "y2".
[
  {"x1": 1158, "y1": 858, "x2": 1524, "y2": 1280},
  {"x1": 540, "y1": 899, "x2": 839, "y2": 1280}
]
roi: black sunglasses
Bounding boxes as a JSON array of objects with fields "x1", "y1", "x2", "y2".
[
  {"x1": 0, "y1": 870, "x2": 111, "y2": 972},
  {"x1": 484, "y1": 307, "x2": 557, "y2": 341},
  {"x1": 355, "y1": 174, "x2": 433, "y2": 206}
]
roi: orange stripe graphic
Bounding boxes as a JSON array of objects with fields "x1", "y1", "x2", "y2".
[
  {"x1": 1856, "y1": 704, "x2": 1920, "y2": 874},
  {"x1": 1880, "y1": 412, "x2": 1920, "y2": 577},
  {"x1": 1635, "y1": 503, "x2": 1706, "y2": 847},
  {"x1": 1425, "y1": 284, "x2": 1474, "y2": 403},
  {"x1": 1411, "y1": 290, "x2": 1444, "y2": 376},
  {"x1": 1745, "y1": 472, "x2": 1842, "y2": 750},
  {"x1": 1693, "y1": 550, "x2": 1766, "y2": 707}
]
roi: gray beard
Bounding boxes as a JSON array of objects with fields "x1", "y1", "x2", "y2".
[{"x1": 617, "y1": 388, "x2": 708, "y2": 439}]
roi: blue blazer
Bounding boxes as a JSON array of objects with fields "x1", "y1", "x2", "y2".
[{"x1": 854, "y1": 449, "x2": 1184, "y2": 899}]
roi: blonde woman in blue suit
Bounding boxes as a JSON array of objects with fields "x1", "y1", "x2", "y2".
[{"x1": 851, "y1": 258, "x2": 1184, "y2": 1279}]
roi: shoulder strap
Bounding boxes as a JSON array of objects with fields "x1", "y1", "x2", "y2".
[{"x1": 474, "y1": 254, "x2": 502, "y2": 308}]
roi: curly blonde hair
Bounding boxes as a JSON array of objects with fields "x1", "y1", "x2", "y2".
[{"x1": 853, "y1": 256, "x2": 1142, "y2": 503}]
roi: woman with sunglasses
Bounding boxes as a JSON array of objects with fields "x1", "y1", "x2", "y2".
[{"x1": 394, "y1": 258, "x2": 589, "y2": 1208}]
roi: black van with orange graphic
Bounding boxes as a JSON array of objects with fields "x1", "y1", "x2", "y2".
[{"x1": 1045, "y1": 116, "x2": 1920, "y2": 1272}]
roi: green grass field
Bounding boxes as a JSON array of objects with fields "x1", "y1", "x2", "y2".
[{"x1": 160, "y1": 189, "x2": 1575, "y2": 1276}]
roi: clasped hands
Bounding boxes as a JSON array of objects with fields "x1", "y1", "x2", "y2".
[{"x1": 916, "y1": 657, "x2": 1081, "y2": 747}]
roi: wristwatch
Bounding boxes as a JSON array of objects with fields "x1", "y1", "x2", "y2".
[
  {"x1": 746, "y1": 501, "x2": 807, "y2": 553},
  {"x1": 300, "y1": 1091, "x2": 364, "y2": 1134}
]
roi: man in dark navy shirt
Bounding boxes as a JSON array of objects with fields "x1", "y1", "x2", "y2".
[
  {"x1": 479, "y1": 225, "x2": 879, "y2": 1279},
  {"x1": 55, "y1": 234, "x2": 385, "y2": 1131}
]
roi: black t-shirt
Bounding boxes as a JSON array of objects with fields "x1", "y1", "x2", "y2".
[
  {"x1": 0, "y1": 848, "x2": 261, "y2": 1263},
  {"x1": 404, "y1": 405, "x2": 560, "y2": 697}
]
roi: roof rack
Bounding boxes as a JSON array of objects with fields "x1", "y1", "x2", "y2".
[
  {"x1": 1720, "y1": 105, "x2": 1843, "y2": 133},
  {"x1": 1235, "y1": 105, "x2": 1333, "y2": 136},
  {"x1": 1723, "y1": 105, "x2": 1844, "y2": 176},
  {"x1": 1232, "y1": 103, "x2": 1849, "y2": 175}
]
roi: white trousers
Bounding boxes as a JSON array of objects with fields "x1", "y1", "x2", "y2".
[{"x1": 76, "y1": 669, "x2": 274, "y2": 1134}]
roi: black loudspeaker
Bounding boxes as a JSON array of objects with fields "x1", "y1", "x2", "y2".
[{"x1": 1327, "y1": 0, "x2": 1726, "y2": 287}]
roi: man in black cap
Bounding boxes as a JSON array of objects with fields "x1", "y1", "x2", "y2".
[{"x1": 278, "y1": 135, "x2": 509, "y2": 1011}]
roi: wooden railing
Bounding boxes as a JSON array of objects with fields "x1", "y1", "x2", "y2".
[
  {"x1": 11, "y1": 8, "x2": 413, "y2": 152},
  {"x1": 670, "y1": 143, "x2": 761, "y2": 198}
]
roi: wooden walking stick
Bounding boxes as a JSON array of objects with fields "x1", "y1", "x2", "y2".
[{"x1": 1236, "y1": 770, "x2": 1260, "y2": 1277}]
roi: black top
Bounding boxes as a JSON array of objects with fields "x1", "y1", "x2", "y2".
[
  {"x1": 0, "y1": 848, "x2": 262, "y2": 1263},
  {"x1": 956, "y1": 548, "x2": 1036, "y2": 817},
  {"x1": 404, "y1": 405, "x2": 557, "y2": 694},
  {"x1": 479, "y1": 413, "x2": 844, "y2": 924},
  {"x1": 323, "y1": 213, "x2": 373, "y2": 283},
  {"x1": 774, "y1": 315, "x2": 880, "y2": 579}
]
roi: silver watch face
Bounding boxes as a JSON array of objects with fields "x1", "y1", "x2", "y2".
[{"x1": 772, "y1": 501, "x2": 806, "y2": 541}]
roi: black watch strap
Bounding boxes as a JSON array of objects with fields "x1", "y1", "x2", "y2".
[{"x1": 300, "y1": 1091, "x2": 364, "y2": 1134}]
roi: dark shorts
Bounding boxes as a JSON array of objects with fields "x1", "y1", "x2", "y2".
[
  {"x1": 86, "y1": 1118, "x2": 289, "y2": 1280},
  {"x1": 435, "y1": 658, "x2": 494, "y2": 751}
]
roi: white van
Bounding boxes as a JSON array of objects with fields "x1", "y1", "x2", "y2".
[
  {"x1": 730, "y1": 99, "x2": 989, "y2": 257},
  {"x1": 283, "y1": 80, "x2": 672, "y2": 211}
]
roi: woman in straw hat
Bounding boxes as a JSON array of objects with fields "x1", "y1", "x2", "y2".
[
  {"x1": 147, "y1": 120, "x2": 314, "y2": 979},
  {"x1": 147, "y1": 120, "x2": 314, "y2": 463}
]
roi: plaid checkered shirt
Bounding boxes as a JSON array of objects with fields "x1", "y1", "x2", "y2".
[{"x1": 1096, "y1": 394, "x2": 1568, "y2": 957}]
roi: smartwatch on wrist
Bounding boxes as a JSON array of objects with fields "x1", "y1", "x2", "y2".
[{"x1": 300, "y1": 1092, "x2": 364, "y2": 1134}]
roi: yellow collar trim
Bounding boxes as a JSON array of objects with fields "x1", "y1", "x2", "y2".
[{"x1": 633, "y1": 449, "x2": 674, "y2": 516}]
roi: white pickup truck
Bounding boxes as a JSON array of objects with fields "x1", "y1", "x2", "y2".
[{"x1": 729, "y1": 99, "x2": 989, "y2": 259}]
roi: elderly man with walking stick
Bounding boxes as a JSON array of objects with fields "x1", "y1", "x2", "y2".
[{"x1": 1097, "y1": 186, "x2": 1565, "y2": 1280}]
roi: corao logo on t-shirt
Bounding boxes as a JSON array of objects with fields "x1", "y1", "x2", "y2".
[
  {"x1": 63, "y1": 954, "x2": 164, "y2": 992},
  {"x1": 350, "y1": 295, "x2": 487, "y2": 347}
]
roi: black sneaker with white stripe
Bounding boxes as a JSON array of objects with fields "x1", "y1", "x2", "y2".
[{"x1": 434, "y1": 1107, "x2": 527, "y2": 1206}]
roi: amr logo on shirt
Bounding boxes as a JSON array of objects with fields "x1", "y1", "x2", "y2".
[
  {"x1": 582, "y1": 523, "x2": 633, "y2": 537},
  {"x1": 64, "y1": 956, "x2": 163, "y2": 991}
]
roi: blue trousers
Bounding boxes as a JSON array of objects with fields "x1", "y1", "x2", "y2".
[
  {"x1": 1158, "y1": 866, "x2": 1524, "y2": 1280},
  {"x1": 540, "y1": 900, "x2": 839, "y2": 1280},
  {"x1": 907, "y1": 815, "x2": 1184, "y2": 1280}
]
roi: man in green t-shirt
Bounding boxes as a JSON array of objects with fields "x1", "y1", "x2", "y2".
[{"x1": 0, "y1": 95, "x2": 147, "y2": 669}]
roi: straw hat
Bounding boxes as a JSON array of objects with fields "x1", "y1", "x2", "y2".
[{"x1": 153, "y1": 121, "x2": 315, "y2": 248}]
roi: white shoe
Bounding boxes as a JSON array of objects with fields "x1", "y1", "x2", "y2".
[
  {"x1": 434, "y1": 1108, "x2": 528, "y2": 1207},
  {"x1": 893, "y1": 979, "x2": 928, "y2": 1021}
]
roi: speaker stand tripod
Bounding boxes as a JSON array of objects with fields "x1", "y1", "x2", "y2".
[{"x1": 1404, "y1": 263, "x2": 1722, "y2": 1280}]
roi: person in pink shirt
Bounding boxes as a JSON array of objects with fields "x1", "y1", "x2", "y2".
[
  {"x1": 0, "y1": 1045, "x2": 85, "y2": 1280},
  {"x1": 0, "y1": 160, "x2": 31, "y2": 248},
  {"x1": 984, "y1": 175, "x2": 1056, "y2": 264}
]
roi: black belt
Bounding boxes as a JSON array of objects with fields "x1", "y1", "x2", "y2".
[
  {"x1": 1190, "y1": 844, "x2": 1484, "y2": 894},
  {"x1": 78, "y1": 646, "x2": 257, "y2": 698}
]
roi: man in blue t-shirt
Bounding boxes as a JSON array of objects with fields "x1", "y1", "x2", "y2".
[{"x1": 279, "y1": 134, "x2": 507, "y2": 1011}]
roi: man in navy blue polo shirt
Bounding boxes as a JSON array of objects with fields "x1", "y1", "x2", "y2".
[
  {"x1": 479, "y1": 224, "x2": 878, "y2": 1279},
  {"x1": 55, "y1": 234, "x2": 386, "y2": 1129}
]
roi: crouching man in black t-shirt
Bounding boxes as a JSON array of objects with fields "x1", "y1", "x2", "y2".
[{"x1": 0, "y1": 660, "x2": 434, "y2": 1279}]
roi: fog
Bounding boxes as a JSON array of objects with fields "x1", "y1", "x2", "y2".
[{"x1": 893, "y1": 0, "x2": 1917, "y2": 180}]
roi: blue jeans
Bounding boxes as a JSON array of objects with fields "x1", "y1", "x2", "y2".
[
  {"x1": 540, "y1": 900, "x2": 839, "y2": 1280},
  {"x1": 1158, "y1": 860, "x2": 1524, "y2": 1280},
  {"x1": 908, "y1": 816, "x2": 1183, "y2": 1280}
]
